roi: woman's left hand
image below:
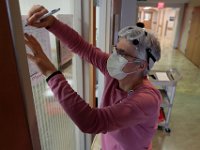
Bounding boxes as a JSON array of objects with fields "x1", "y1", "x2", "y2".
[{"x1": 24, "y1": 33, "x2": 57, "y2": 77}]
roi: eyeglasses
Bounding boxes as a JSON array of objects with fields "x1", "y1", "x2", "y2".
[
  {"x1": 112, "y1": 46, "x2": 142, "y2": 62},
  {"x1": 118, "y1": 27, "x2": 157, "y2": 69}
]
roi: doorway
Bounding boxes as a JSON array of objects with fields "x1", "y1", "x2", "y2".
[{"x1": 138, "y1": 6, "x2": 180, "y2": 48}]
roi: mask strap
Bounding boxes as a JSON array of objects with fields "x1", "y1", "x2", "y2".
[{"x1": 146, "y1": 48, "x2": 156, "y2": 70}]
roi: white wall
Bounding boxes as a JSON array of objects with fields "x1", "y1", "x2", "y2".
[
  {"x1": 162, "y1": 8, "x2": 176, "y2": 45},
  {"x1": 151, "y1": 10, "x2": 158, "y2": 32},
  {"x1": 157, "y1": 9, "x2": 164, "y2": 37},
  {"x1": 19, "y1": 0, "x2": 74, "y2": 15}
]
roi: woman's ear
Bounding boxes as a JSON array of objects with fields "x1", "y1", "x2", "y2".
[{"x1": 139, "y1": 62, "x2": 147, "y2": 71}]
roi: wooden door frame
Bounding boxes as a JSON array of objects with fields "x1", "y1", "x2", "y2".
[
  {"x1": 0, "y1": 1, "x2": 41, "y2": 149},
  {"x1": 89, "y1": 0, "x2": 97, "y2": 108}
]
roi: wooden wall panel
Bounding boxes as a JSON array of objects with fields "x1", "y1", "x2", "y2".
[
  {"x1": 185, "y1": 6, "x2": 200, "y2": 67},
  {"x1": 0, "y1": 1, "x2": 33, "y2": 149},
  {"x1": 191, "y1": 7, "x2": 200, "y2": 67}
]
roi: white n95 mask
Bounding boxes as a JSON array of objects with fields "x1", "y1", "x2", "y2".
[{"x1": 106, "y1": 50, "x2": 140, "y2": 80}]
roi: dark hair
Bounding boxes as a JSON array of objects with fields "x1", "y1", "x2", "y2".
[{"x1": 136, "y1": 22, "x2": 145, "y2": 28}]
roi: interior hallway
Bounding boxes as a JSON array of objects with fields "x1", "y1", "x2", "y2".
[{"x1": 152, "y1": 37, "x2": 200, "y2": 150}]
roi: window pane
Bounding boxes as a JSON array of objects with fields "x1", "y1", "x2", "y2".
[{"x1": 19, "y1": 1, "x2": 76, "y2": 150}]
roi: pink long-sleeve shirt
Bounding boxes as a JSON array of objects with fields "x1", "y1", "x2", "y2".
[{"x1": 47, "y1": 20, "x2": 162, "y2": 150}]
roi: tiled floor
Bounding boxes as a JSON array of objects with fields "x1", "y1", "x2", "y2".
[{"x1": 152, "y1": 37, "x2": 200, "y2": 150}]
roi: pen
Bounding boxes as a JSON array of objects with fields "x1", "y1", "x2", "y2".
[{"x1": 25, "y1": 8, "x2": 60, "y2": 26}]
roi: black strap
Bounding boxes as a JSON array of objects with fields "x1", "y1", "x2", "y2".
[
  {"x1": 46, "y1": 71, "x2": 62, "y2": 82},
  {"x1": 146, "y1": 48, "x2": 156, "y2": 70}
]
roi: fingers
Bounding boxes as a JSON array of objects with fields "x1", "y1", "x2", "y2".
[
  {"x1": 31, "y1": 18, "x2": 50, "y2": 28},
  {"x1": 24, "y1": 32, "x2": 57, "y2": 76},
  {"x1": 25, "y1": 33, "x2": 38, "y2": 45},
  {"x1": 26, "y1": 5, "x2": 56, "y2": 28},
  {"x1": 28, "y1": 5, "x2": 44, "y2": 17},
  {"x1": 27, "y1": 5, "x2": 48, "y2": 26},
  {"x1": 24, "y1": 33, "x2": 34, "y2": 43},
  {"x1": 27, "y1": 53, "x2": 36, "y2": 62},
  {"x1": 24, "y1": 38, "x2": 38, "y2": 56},
  {"x1": 24, "y1": 33, "x2": 42, "y2": 55}
]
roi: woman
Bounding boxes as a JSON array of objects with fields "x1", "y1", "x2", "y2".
[{"x1": 25, "y1": 5, "x2": 162, "y2": 150}]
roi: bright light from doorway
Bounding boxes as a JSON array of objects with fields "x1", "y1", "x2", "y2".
[{"x1": 144, "y1": 7, "x2": 151, "y2": 10}]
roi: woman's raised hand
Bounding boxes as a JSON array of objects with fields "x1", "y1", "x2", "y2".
[
  {"x1": 24, "y1": 33, "x2": 57, "y2": 77},
  {"x1": 26, "y1": 5, "x2": 56, "y2": 28}
]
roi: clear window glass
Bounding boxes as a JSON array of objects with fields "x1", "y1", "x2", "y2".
[{"x1": 19, "y1": 1, "x2": 76, "y2": 149}]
